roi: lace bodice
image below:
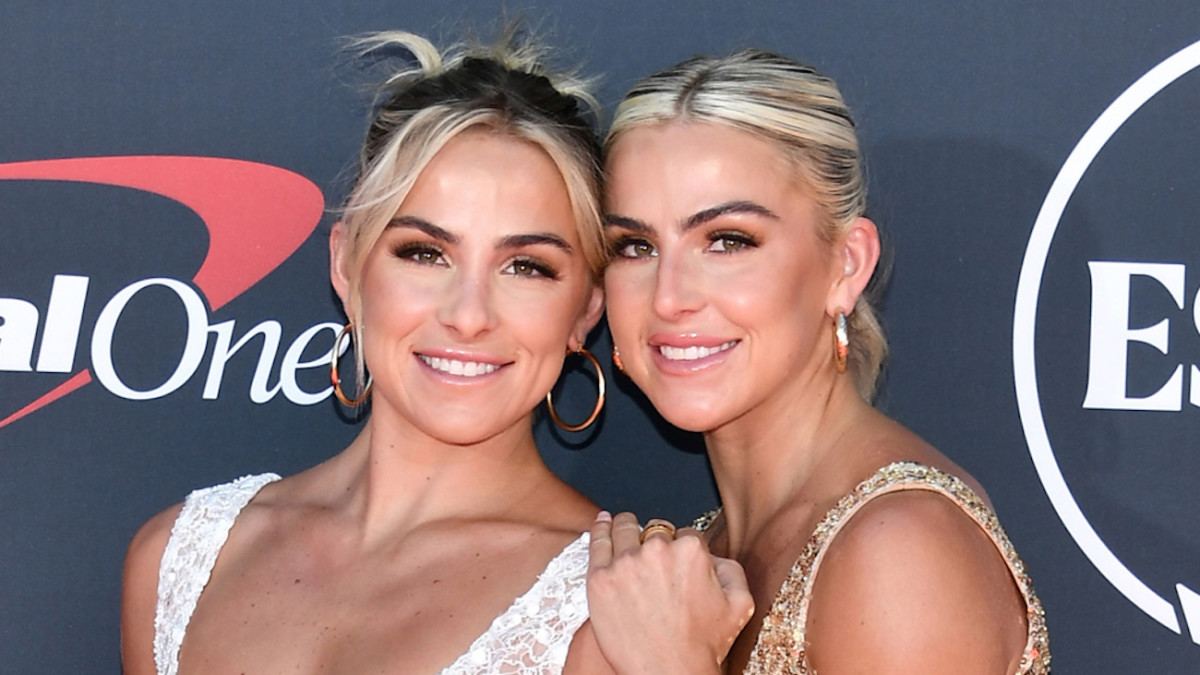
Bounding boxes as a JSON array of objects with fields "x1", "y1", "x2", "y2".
[{"x1": 153, "y1": 473, "x2": 592, "y2": 675}]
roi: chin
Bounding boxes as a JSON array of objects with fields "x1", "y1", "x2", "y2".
[{"x1": 649, "y1": 397, "x2": 730, "y2": 434}]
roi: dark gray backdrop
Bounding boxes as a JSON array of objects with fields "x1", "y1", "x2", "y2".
[{"x1": 2, "y1": 2, "x2": 1198, "y2": 672}]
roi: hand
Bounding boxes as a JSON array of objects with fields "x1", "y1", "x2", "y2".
[{"x1": 587, "y1": 511, "x2": 754, "y2": 675}]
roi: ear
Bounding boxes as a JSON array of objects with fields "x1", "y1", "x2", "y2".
[
  {"x1": 568, "y1": 284, "x2": 606, "y2": 351},
  {"x1": 826, "y1": 217, "x2": 880, "y2": 317},
  {"x1": 329, "y1": 221, "x2": 353, "y2": 312}
]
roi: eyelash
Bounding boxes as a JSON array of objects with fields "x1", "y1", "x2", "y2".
[
  {"x1": 392, "y1": 243, "x2": 558, "y2": 280},
  {"x1": 504, "y1": 256, "x2": 559, "y2": 280},
  {"x1": 393, "y1": 242, "x2": 446, "y2": 266},
  {"x1": 609, "y1": 236, "x2": 657, "y2": 259},
  {"x1": 608, "y1": 231, "x2": 760, "y2": 259},
  {"x1": 706, "y1": 230, "x2": 759, "y2": 253}
]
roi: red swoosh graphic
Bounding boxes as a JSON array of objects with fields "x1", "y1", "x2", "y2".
[{"x1": 0, "y1": 156, "x2": 326, "y2": 430}]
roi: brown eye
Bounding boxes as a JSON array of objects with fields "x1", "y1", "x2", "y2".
[
  {"x1": 393, "y1": 243, "x2": 447, "y2": 266},
  {"x1": 706, "y1": 232, "x2": 757, "y2": 253},
  {"x1": 614, "y1": 238, "x2": 657, "y2": 259},
  {"x1": 503, "y1": 257, "x2": 558, "y2": 279}
]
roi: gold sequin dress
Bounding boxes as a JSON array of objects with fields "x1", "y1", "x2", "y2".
[{"x1": 696, "y1": 461, "x2": 1050, "y2": 674}]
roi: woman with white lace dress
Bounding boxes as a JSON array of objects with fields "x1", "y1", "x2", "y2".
[{"x1": 120, "y1": 29, "x2": 622, "y2": 674}]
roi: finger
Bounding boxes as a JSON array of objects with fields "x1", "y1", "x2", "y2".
[
  {"x1": 588, "y1": 511, "x2": 614, "y2": 573},
  {"x1": 640, "y1": 518, "x2": 677, "y2": 545},
  {"x1": 713, "y1": 557, "x2": 754, "y2": 611},
  {"x1": 713, "y1": 557, "x2": 755, "y2": 630},
  {"x1": 674, "y1": 526, "x2": 703, "y2": 542},
  {"x1": 611, "y1": 511, "x2": 643, "y2": 557}
]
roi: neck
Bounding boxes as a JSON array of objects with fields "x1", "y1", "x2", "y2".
[
  {"x1": 705, "y1": 371, "x2": 870, "y2": 558},
  {"x1": 330, "y1": 410, "x2": 557, "y2": 546}
]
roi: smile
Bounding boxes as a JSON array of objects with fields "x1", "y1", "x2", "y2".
[
  {"x1": 657, "y1": 341, "x2": 738, "y2": 361},
  {"x1": 417, "y1": 355, "x2": 501, "y2": 377}
]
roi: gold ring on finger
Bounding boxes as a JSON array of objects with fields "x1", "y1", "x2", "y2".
[{"x1": 639, "y1": 522, "x2": 677, "y2": 544}]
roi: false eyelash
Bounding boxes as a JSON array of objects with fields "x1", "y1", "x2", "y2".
[
  {"x1": 608, "y1": 235, "x2": 656, "y2": 258},
  {"x1": 506, "y1": 256, "x2": 559, "y2": 279},
  {"x1": 707, "y1": 230, "x2": 759, "y2": 248}
]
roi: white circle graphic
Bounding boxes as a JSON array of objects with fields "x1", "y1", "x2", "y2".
[{"x1": 1014, "y1": 38, "x2": 1200, "y2": 636}]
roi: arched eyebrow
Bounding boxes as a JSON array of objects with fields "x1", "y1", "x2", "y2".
[
  {"x1": 682, "y1": 200, "x2": 779, "y2": 231},
  {"x1": 498, "y1": 233, "x2": 573, "y2": 253},
  {"x1": 603, "y1": 214, "x2": 649, "y2": 232},
  {"x1": 387, "y1": 216, "x2": 458, "y2": 244},
  {"x1": 603, "y1": 200, "x2": 779, "y2": 234}
]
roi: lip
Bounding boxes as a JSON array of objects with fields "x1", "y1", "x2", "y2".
[
  {"x1": 414, "y1": 349, "x2": 510, "y2": 381},
  {"x1": 647, "y1": 334, "x2": 740, "y2": 374}
]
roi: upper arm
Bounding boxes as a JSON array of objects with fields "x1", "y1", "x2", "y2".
[
  {"x1": 121, "y1": 504, "x2": 181, "y2": 675},
  {"x1": 805, "y1": 491, "x2": 1028, "y2": 674},
  {"x1": 561, "y1": 621, "x2": 618, "y2": 675}
]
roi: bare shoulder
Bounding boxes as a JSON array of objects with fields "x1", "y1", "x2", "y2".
[
  {"x1": 805, "y1": 489, "x2": 1028, "y2": 674},
  {"x1": 121, "y1": 502, "x2": 183, "y2": 675}
]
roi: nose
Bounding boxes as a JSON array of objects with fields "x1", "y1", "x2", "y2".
[
  {"x1": 437, "y1": 267, "x2": 497, "y2": 340},
  {"x1": 651, "y1": 249, "x2": 704, "y2": 321}
]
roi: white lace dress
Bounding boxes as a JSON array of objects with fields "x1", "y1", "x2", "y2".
[{"x1": 154, "y1": 474, "x2": 592, "y2": 675}]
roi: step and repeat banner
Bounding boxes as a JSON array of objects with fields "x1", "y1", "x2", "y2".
[{"x1": 2, "y1": 2, "x2": 1198, "y2": 672}]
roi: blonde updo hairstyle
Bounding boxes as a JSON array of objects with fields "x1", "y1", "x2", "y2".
[
  {"x1": 606, "y1": 49, "x2": 887, "y2": 400},
  {"x1": 339, "y1": 29, "x2": 605, "y2": 390}
]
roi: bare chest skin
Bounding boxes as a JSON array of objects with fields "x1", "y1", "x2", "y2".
[
  {"x1": 707, "y1": 502, "x2": 829, "y2": 675},
  {"x1": 178, "y1": 502, "x2": 581, "y2": 675}
]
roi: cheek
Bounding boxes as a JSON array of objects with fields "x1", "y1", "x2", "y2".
[{"x1": 603, "y1": 268, "x2": 652, "y2": 338}]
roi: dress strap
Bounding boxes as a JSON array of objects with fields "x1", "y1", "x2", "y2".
[
  {"x1": 745, "y1": 462, "x2": 1050, "y2": 675},
  {"x1": 153, "y1": 473, "x2": 280, "y2": 675}
]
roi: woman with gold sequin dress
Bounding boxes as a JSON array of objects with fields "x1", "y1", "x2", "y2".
[{"x1": 585, "y1": 50, "x2": 1050, "y2": 674}]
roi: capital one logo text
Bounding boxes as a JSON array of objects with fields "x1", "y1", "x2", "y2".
[
  {"x1": 0, "y1": 274, "x2": 340, "y2": 404},
  {"x1": 0, "y1": 155, "x2": 326, "y2": 429}
]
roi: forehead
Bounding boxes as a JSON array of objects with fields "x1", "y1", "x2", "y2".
[
  {"x1": 397, "y1": 129, "x2": 577, "y2": 233},
  {"x1": 604, "y1": 122, "x2": 799, "y2": 216}
]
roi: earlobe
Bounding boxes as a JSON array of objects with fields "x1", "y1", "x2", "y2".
[{"x1": 827, "y1": 217, "x2": 880, "y2": 316}]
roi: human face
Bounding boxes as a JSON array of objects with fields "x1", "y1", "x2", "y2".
[
  {"x1": 604, "y1": 122, "x2": 843, "y2": 433},
  {"x1": 335, "y1": 130, "x2": 601, "y2": 446}
]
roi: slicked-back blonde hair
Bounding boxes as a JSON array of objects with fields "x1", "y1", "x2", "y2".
[
  {"x1": 339, "y1": 29, "x2": 604, "y2": 389},
  {"x1": 606, "y1": 49, "x2": 887, "y2": 400}
]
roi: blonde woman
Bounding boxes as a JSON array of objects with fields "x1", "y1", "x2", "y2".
[
  {"x1": 122, "y1": 30, "x2": 618, "y2": 674},
  {"x1": 587, "y1": 50, "x2": 1050, "y2": 674}
]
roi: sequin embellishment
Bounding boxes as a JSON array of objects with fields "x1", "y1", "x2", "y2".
[{"x1": 699, "y1": 462, "x2": 1050, "y2": 674}]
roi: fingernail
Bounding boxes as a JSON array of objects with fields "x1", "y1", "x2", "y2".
[{"x1": 596, "y1": 510, "x2": 612, "y2": 522}]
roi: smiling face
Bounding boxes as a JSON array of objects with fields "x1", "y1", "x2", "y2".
[
  {"x1": 604, "y1": 122, "x2": 853, "y2": 433},
  {"x1": 333, "y1": 129, "x2": 602, "y2": 446}
]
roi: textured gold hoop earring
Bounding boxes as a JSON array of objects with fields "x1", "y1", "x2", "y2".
[
  {"x1": 546, "y1": 348, "x2": 606, "y2": 432},
  {"x1": 331, "y1": 323, "x2": 373, "y2": 407},
  {"x1": 833, "y1": 310, "x2": 849, "y2": 374}
]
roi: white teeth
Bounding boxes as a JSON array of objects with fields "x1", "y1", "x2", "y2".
[
  {"x1": 658, "y1": 341, "x2": 737, "y2": 361},
  {"x1": 419, "y1": 355, "x2": 499, "y2": 377}
]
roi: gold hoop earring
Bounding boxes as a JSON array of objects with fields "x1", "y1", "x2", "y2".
[
  {"x1": 546, "y1": 348, "x2": 606, "y2": 432},
  {"x1": 833, "y1": 310, "x2": 849, "y2": 374},
  {"x1": 612, "y1": 345, "x2": 625, "y2": 373},
  {"x1": 331, "y1": 323, "x2": 373, "y2": 407}
]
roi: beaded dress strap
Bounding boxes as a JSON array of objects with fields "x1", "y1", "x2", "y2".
[
  {"x1": 734, "y1": 462, "x2": 1050, "y2": 674},
  {"x1": 153, "y1": 473, "x2": 281, "y2": 675}
]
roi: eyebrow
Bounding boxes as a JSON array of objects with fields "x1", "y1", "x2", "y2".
[
  {"x1": 498, "y1": 232, "x2": 574, "y2": 254},
  {"x1": 386, "y1": 216, "x2": 459, "y2": 244},
  {"x1": 681, "y1": 200, "x2": 779, "y2": 232},
  {"x1": 603, "y1": 200, "x2": 779, "y2": 235},
  {"x1": 602, "y1": 214, "x2": 651, "y2": 233}
]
